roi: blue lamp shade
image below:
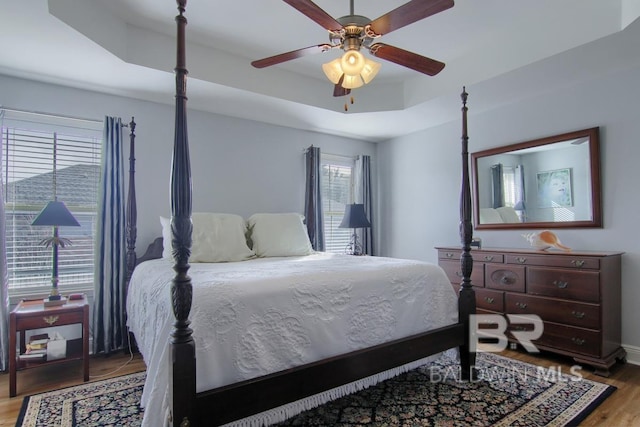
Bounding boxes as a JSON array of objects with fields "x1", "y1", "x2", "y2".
[
  {"x1": 31, "y1": 201, "x2": 80, "y2": 227},
  {"x1": 339, "y1": 204, "x2": 371, "y2": 229}
]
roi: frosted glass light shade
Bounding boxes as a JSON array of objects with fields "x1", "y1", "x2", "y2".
[
  {"x1": 361, "y1": 58, "x2": 382, "y2": 84},
  {"x1": 341, "y1": 74, "x2": 364, "y2": 89},
  {"x1": 340, "y1": 50, "x2": 365, "y2": 76},
  {"x1": 322, "y1": 58, "x2": 343, "y2": 84}
]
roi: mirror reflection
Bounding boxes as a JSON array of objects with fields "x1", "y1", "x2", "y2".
[{"x1": 471, "y1": 127, "x2": 601, "y2": 230}]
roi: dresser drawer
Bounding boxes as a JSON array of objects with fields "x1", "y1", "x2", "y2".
[
  {"x1": 506, "y1": 254, "x2": 600, "y2": 270},
  {"x1": 485, "y1": 264, "x2": 525, "y2": 292},
  {"x1": 476, "y1": 288, "x2": 504, "y2": 312},
  {"x1": 440, "y1": 260, "x2": 484, "y2": 287},
  {"x1": 505, "y1": 294, "x2": 600, "y2": 329},
  {"x1": 533, "y1": 322, "x2": 600, "y2": 358},
  {"x1": 527, "y1": 268, "x2": 600, "y2": 302},
  {"x1": 438, "y1": 249, "x2": 504, "y2": 264}
]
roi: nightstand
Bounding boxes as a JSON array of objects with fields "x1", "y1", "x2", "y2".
[{"x1": 9, "y1": 296, "x2": 89, "y2": 397}]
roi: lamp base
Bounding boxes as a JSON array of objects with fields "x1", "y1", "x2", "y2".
[{"x1": 44, "y1": 296, "x2": 67, "y2": 307}]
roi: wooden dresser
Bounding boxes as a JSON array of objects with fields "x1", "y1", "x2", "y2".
[{"x1": 436, "y1": 246, "x2": 626, "y2": 376}]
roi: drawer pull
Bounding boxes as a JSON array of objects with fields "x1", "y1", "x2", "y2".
[
  {"x1": 571, "y1": 337, "x2": 586, "y2": 346},
  {"x1": 515, "y1": 257, "x2": 527, "y2": 264},
  {"x1": 445, "y1": 252, "x2": 454, "y2": 258},
  {"x1": 571, "y1": 260, "x2": 585, "y2": 268},
  {"x1": 515, "y1": 302, "x2": 528, "y2": 309},
  {"x1": 553, "y1": 280, "x2": 569, "y2": 289},
  {"x1": 500, "y1": 276, "x2": 514, "y2": 285},
  {"x1": 484, "y1": 297, "x2": 495, "y2": 304},
  {"x1": 572, "y1": 311, "x2": 586, "y2": 319},
  {"x1": 43, "y1": 315, "x2": 59, "y2": 326},
  {"x1": 484, "y1": 255, "x2": 494, "y2": 261}
]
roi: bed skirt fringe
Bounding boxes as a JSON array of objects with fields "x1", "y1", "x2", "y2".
[{"x1": 222, "y1": 349, "x2": 457, "y2": 427}]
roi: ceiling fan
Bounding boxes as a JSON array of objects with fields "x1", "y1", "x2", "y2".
[{"x1": 251, "y1": 0, "x2": 454, "y2": 97}]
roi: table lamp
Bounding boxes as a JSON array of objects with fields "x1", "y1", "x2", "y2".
[
  {"x1": 339, "y1": 203, "x2": 371, "y2": 256},
  {"x1": 31, "y1": 201, "x2": 80, "y2": 306}
]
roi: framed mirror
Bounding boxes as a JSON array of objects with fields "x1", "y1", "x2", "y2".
[{"x1": 471, "y1": 127, "x2": 602, "y2": 230}]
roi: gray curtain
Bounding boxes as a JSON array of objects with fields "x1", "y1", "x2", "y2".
[
  {"x1": 0, "y1": 129, "x2": 9, "y2": 371},
  {"x1": 355, "y1": 155, "x2": 374, "y2": 256},
  {"x1": 304, "y1": 146, "x2": 325, "y2": 251},
  {"x1": 93, "y1": 116, "x2": 126, "y2": 354},
  {"x1": 491, "y1": 163, "x2": 504, "y2": 208}
]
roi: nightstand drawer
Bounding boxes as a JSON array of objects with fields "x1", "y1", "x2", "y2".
[{"x1": 15, "y1": 311, "x2": 84, "y2": 330}]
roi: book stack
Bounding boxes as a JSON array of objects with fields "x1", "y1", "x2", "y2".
[{"x1": 19, "y1": 334, "x2": 49, "y2": 361}]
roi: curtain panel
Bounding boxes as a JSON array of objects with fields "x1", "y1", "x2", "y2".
[
  {"x1": 92, "y1": 116, "x2": 127, "y2": 354},
  {"x1": 304, "y1": 146, "x2": 325, "y2": 251},
  {"x1": 355, "y1": 155, "x2": 374, "y2": 256},
  {"x1": 491, "y1": 163, "x2": 504, "y2": 208},
  {"x1": 0, "y1": 127, "x2": 9, "y2": 371}
]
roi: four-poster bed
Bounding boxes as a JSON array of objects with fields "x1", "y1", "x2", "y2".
[{"x1": 125, "y1": 1, "x2": 477, "y2": 426}]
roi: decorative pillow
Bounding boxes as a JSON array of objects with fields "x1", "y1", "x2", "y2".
[
  {"x1": 248, "y1": 213, "x2": 314, "y2": 257},
  {"x1": 160, "y1": 213, "x2": 255, "y2": 262}
]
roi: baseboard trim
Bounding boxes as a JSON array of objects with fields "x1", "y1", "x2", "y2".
[{"x1": 623, "y1": 344, "x2": 640, "y2": 365}]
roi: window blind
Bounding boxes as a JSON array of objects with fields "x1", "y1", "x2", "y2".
[
  {"x1": 321, "y1": 154, "x2": 354, "y2": 253},
  {"x1": 2, "y1": 111, "x2": 102, "y2": 294}
]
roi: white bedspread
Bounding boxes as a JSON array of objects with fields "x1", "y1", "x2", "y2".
[{"x1": 126, "y1": 252, "x2": 458, "y2": 426}]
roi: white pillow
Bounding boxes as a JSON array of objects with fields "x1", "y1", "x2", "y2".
[
  {"x1": 479, "y1": 208, "x2": 503, "y2": 224},
  {"x1": 496, "y1": 206, "x2": 521, "y2": 223},
  {"x1": 160, "y1": 213, "x2": 255, "y2": 262},
  {"x1": 248, "y1": 213, "x2": 314, "y2": 257}
]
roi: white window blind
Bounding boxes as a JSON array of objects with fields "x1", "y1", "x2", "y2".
[
  {"x1": 1, "y1": 111, "x2": 102, "y2": 295},
  {"x1": 321, "y1": 154, "x2": 354, "y2": 253}
]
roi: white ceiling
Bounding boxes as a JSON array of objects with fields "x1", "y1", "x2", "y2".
[{"x1": 1, "y1": 0, "x2": 639, "y2": 141}]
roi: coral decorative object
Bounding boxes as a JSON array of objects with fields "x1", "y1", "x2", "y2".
[{"x1": 522, "y1": 230, "x2": 571, "y2": 252}]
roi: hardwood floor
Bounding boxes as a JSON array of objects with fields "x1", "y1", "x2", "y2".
[
  {"x1": 0, "y1": 349, "x2": 637, "y2": 426},
  {"x1": 0, "y1": 351, "x2": 145, "y2": 426}
]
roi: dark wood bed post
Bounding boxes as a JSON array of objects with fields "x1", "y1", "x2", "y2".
[
  {"x1": 170, "y1": 1, "x2": 196, "y2": 426},
  {"x1": 125, "y1": 117, "x2": 137, "y2": 283},
  {"x1": 458, "y1": 87, "x2": 477, "y2": 380}
]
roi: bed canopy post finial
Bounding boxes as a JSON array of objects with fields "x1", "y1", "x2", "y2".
[
  {"x1": 125, "y1": 117, "x2": 137, "y2": 284},
  {"x1": 458, "y1": 86, "x2": 477, "y2": 380},
  {"x1": 170, "y1": 1, "x2": 196, "y2": 426}
]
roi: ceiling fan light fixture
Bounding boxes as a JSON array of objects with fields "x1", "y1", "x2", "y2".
[
  {"x1": 340, "y1": 49, "x2": 365, "y2": 76},
  {"x1": 322, "y1": 58, "x2": 343, "y2": 84},
  {"x1": 361, "y1": 58, "x2": 381, "y2": 84},
  {"x1": 341, "y1": 74, "x2": 364, "y2": 89}
]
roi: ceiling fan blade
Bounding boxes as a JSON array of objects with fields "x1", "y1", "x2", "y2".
[
  {"x1": 368, "y1": 0, "x2": 454, "y2": 36},
  {"x1": 252, "y1": 44, "x2": 332, "y2": 68},
  {"x1": 370, "y1": 43, "x2": 445, "y2": 76},
  {"x1": 333, "y1": 75, "x2": 351, "y2": 97},
  {"x1": 333, "y1": 84, "x2": 351, "y2": 97},
  {"x1": 283, "y1": 0, "x2": 343, "y2": 32}
]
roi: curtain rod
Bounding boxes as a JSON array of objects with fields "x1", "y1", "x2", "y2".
[{"x1": 0, "y1": 106, "x2": 130, "y2": 127}]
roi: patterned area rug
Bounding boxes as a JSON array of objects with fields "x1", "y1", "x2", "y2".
[{"x1": 15, "y1": 353, "x2": 615, "y2": 427}]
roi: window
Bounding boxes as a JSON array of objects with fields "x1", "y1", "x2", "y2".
[
  {"x1": 321, "y1": 154, "x2": 354, "y2": 253},
  {"x1": 2, "y1": 111, "x2": 102, "y2": 295},
  {"x1": 502, "y1": 166, "x2": 516, "y2": 207}
]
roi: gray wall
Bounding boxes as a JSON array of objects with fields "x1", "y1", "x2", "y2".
[
  {"x1": 0, "y1": 74, "x2": 377, "y2": 254},
  {"x1": 377, "y1": 62, "x2": 640, "y2": 362}
]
